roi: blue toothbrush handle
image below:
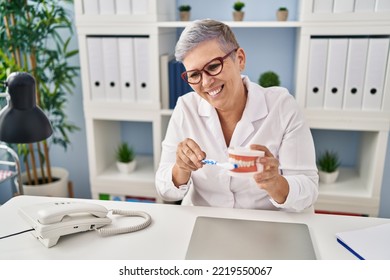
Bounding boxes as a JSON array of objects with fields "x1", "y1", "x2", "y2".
[{"x1": 201, "y1": 159, "x2": 217, "y2": 165}]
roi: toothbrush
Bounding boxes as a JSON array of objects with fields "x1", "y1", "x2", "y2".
[{"x1": 201, "y1": 159, "x2": 238, "y2": 170}]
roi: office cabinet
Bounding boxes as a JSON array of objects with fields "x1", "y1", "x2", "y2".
[
  {"x1": 75, "y1": 0, "x2": 390, "y2": 215},
  {"x1": 75, "y1": 0, "x2": 177, "y2": 203},
  {"x1": 296, "y1": 0, "x2": 390, "y2": 216}
]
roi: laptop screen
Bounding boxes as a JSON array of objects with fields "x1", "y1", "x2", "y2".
[{"x1": 185, "y1": 216, "x2": 316, "y2": 260}]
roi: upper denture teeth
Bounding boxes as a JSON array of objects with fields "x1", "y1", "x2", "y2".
[{"x1": 229, "y1": 158, "x2": 255, "y2": 167}]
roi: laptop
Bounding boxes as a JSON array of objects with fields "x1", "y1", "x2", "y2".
[{"x1": 185, "y1": 216, "x2": 316, "y2": 260}]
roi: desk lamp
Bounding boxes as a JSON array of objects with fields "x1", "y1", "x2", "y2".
[{"x1": 0, "y1": 72, "x2": 53, "y2": 194}]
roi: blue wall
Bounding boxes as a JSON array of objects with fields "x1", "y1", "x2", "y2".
[{"x1": 1, "y1": 0, "x2": 389, "y2": 218}]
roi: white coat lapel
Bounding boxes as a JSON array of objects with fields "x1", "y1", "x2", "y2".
[
  {"x1": 230, "y1": 81, "x2": 268, "y2": 148},
  {"x1": 198, "y1": 98, "x2": 227, "y2": 151}
]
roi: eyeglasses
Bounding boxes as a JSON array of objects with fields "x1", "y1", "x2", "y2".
[{"x1": 181, "y1": 48, "x2": 238, "y2": 85}]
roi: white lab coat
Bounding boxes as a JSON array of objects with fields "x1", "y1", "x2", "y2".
[{"x1": 155, "y1": 76, "x2": 318, "y2": 211}]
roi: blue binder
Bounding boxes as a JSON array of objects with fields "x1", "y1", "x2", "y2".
[
  {"x1": 168, "y1": 59, "x2": 177, "y2": 109},
  {"x1": 168, "y1": 60, "x2": 193, "y2": 109}
]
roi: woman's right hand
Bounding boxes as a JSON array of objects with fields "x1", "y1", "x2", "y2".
[{"x1": 172, "y1": 138, "x2": 206, "y2": 187}]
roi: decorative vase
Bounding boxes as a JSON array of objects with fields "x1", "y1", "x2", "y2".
[
  {"x1": 276, "y1": 10, "x2": 288, "y2": 21},
  {"x1": 319, "y1": 170, "x2": 339, "y2": 184},
  {"x1": 20, "y1": 167, "x2": 70, "y2": 197},
  {"x1": 233, "y1": 11, "x2": 244, "y2": 21},
  {"x1": 116, "y1": 160, "x2": 137, "y2": 174},
  {"x1": 180, "y1": 11, "x2": 190, "y2": 21}
]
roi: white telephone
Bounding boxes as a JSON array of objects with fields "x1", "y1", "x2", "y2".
[{"x1": 18, "y1": 201, "x2": 152, "y2": 248}]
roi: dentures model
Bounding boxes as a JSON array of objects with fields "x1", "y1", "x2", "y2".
[{"x1": 227, "y1": 147, "x2": 265, "y2": 176}]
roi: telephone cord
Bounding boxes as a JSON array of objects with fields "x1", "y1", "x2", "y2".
[{"x1": 96, "y1": 209, "x2": 152, "y2": 237}]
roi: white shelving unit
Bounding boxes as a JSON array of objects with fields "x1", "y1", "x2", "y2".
[
  {"x1": 75, "y1": 0, "x2": 389, "y2": 215},
  {"x1": 75, "y1": 0, "x2": 177, "y2": 203},
  {"x1": 295, "y1": 0, "x2": 390, "y2": 216}
]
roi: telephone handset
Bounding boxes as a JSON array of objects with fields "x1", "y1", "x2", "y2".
[
  {"x1": 18, "y1": 201, "x2": 152, "y2": 248},
  {"x1": 37, "y1": 201, "x2": 109, "y2": 224}
]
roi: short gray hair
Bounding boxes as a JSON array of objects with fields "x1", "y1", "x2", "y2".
[{"x1": 175, "y1": 19, "x2": 240, "y2": 62}]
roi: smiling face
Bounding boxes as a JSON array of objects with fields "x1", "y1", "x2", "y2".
[{"x1": 182, "y1": 39, "x2": 247, "y2": 112}]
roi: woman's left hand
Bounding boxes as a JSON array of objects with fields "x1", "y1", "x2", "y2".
[{"x1": 250, "y1": 144, "x2": 289, "y2": 204}]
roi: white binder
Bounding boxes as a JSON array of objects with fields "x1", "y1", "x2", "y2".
[
  {"x1": 324, "y1": 38, "x2": 348, "y2": 109},
  {"x1": 134, "y1": 37, "x2": 151, "y2": 103},
  {"x1": 160, "y1": 53, "x2": 174, "y2": 109},
  {"x1": 132, "y1": 0, "x2": 148, "y2": 15},
  {"x1": 118, "y1": 38, "x2": 136, "y2": 102},
  {"x1": 87, "y1": 37, "x2": 105, "y2": 100},
  {"x1": 115, "y1": 0, "x2": 132, "y2": 14},
  {"x1": 362, "y1": 38, "x2": 389, "y2": 111},
  {"x1": 376, "y1": 0, "x2": 390, "y2": 11},
  {"x1": 313, "y1": 0, "x2": 334, "y2": 13},
  {"x1": 354, "y1": 0, "x2": 376, "y2": 12},
  {"x1": 333, "y1": 0, "x2": 354, "y2": 13},
  {"x1": 343, "y1": 38, "x2": 369, "y2": 110},
  {"x1": 102, "y1": 38, "x2": 121, "y2": 101},
  {"x1": 99, "y1": 0, "x2": 115, "y2": 14},
  {"x1": 306, "y1": 39, "x2": 329, "y2": 108},
  {"x1": 83, "y1": 0, "x2": 99, "y2": 14}
]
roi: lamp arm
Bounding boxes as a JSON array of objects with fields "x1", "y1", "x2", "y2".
[
  {"x1": 0, "y1": 143, "x2": 23, "y2": 195},
  {"x1": 0, "y1": 92, "x2": 10, "y2": 107}
]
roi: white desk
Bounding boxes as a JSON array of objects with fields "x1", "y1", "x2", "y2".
[{"x1": 0, "y1": 195, "x2": 389, "y2": 260}]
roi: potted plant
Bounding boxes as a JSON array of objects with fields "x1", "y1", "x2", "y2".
[
  {"x1": 233, "y1": 1, "x2": 245, "y2": 21},
  {"x1": 317, "y1": 150, "x2": 341, "y2": 184},
  {"x1": 116, "y1": 143, "x2": 136, "y2": 174},
  {"x1": 0, "y1": 0, "x2": 79, "y2": 196},
  {"x1": 276, "y1": 7, "x2": 289, "y2": 21},
  {"x1": 178, "y1": 5, "x2": 191, "y2": 21},
  {"x1": 258, "y1": 71, "x2": 281, "y2": 87}
]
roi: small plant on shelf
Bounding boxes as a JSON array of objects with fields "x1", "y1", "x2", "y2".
[
  {"x1": 317, "y1": 150, "x2": 341, "y2": 184},
  {"x1": 116, "y1": 143, "x2": 135, "y2": 163},
  {"x1": 116, "y1": 143, "x2": 136, "y2": 173},
  {"x1": 276, "y1": 6, "x2": 289, "y2": 21},
  {"x1": 178, "y1": 5, "x2": 191, "y2": 12},
  {"x1": 233, "y1": 1, "x2": 245, "y2": 11},
  {"x1": 233, "y1": 1, "x2": 245, "y2": 21},
  {"x1": 178, "y1": 5, "x2": 191, "y2": 21},
  {"x1": 258, "y1": 71, "x2": 280, "y2": 87},
  {"x1": 317, "y1": 150, "x2": 340, "y2": 173}
]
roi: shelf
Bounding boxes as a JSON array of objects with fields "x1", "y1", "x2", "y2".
[
  {"x1": 318, "y1": 168, "x2": 371, "y2": 198},
  {"x1": 92, "y1": 155, "x2": 157, "y2": 199},
  {"x1": 157, "y1": 21, "x2": 303, "y2": 28},
  {"x1": 98, "y1": 155, "x2": 154, "y2": 182},
  {"x1": 305, "y1": 110, "x2": 390, "y2": 131},
  {"x1": 315, "y1": 197, "x2": 379, "y2": 217},
  {"x1": 84, "y1": 103, "x2": 160, "y2": 121},
  {"x1": 160, "y1": 109, "x2": 173, "y2": 116}
]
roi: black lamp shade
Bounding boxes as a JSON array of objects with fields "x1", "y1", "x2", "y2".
[{"x1": 0, "y1": 72, "x2": 53, "y2": 144}]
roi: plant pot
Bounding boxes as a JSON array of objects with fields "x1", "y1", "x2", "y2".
[
  {"x1": 180, "y1": 11, "x2": 190, "y2": 21},
  {"x1": 19, "y1": 167, "x2": 69, "y2": 197},
  {"x1": 276, "y1": 10, "x2": 288, "y2": 21},
  {"x1": 319, "y1": 170, "x2": 339, "y2": 184},
  {"x1": 233, "y1": 11, "x2": 244, "y2": 21},
  {"x1": 117, "y1": 160, "x2": 137, "y2": 174}
]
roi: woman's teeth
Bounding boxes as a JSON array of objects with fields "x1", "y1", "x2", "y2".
[{"x1": 208, "y1": 86, "x2": 222, "y2": 96}]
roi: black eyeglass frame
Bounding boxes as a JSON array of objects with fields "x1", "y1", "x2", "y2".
[{"x1": 181, "y1": 48, "x2": 238, "y2": 85}]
